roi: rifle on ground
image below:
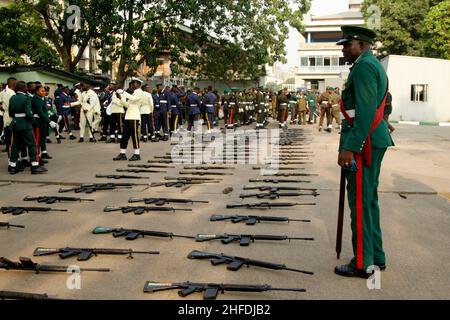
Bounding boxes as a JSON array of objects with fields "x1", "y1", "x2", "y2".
[
  {"x1": 336, "y1": 167, "x2": 346, "y2": 259},
  {"x1": 92, "y1": 227, "x2": 195, "y2": 240},
  {"x1": 147, "y1": 160, "x2": 174, "y2": 164},
  {"x1": 128, "y1": 197, "x2": 208, "y2": 205},
  {"x1": 0, "y1": 222, "x2": 25, "y2": 229},
  {"x1": 252, "y1": 166, "x2": 309, "y2": 170},
  {"x1": 164, "y1": 176, "x2": 219, "y2": 181},
  {"x1": 226, "y1": 202, "x2": 316, "y2": 209},
  {"x1": 239, "y1": 191, "x2": 320, "y2": 199},
  {"x1": 96, "y1": 174, "x2": 149, "y2": 180},
  {"x1": 0, "y1": 291, "x2": 50, "y2": 300},
  {"x1": 279, "y1": 161, "x2": 314, "y2": 165},
  {"x1": 104, "y1": 205, "x2": 192, "y2": 214},
  {"x1": 195, "y1": 233, "x2": 314, "y2": 246},
  {"x1": 153, "y1": 156, "x2": 176, "y2": 160},
  {"x1": 116, "y1": 169, "x2": 167, "y2": 174},
  {"x1": 0, "y1": 257, "x2": 110, "y2": 273},
  {"x1": 262, "y1": 172, "x2": 319, "y2": 177},
  {"x1": 33, "y1": 247, "x2": 159, "y2": 261},
  {"x1": 178, "y1": 171, "x2": 233, "y2": 176},
  {"x1": 1, "y1": 207, "x2": 68, "y2": 215},
  {"x1": 150, "y1": 180, "x2": 220, "y2": 188},
  {"x1": 187, "y1": 250, "x2": 313, "y2": 275},
  {"x1": 129, "y1": 164, "x2": 175, "y2": 168},
  {"x1": 243, "y1": 185, "x2": 317, "y2": 192},
  {"x1": 183, "y1": 166, "x2": 233, "y2": 170},
  {"x1": 58, "y1": 183, "x2": 146, "y2": 193},
  {"x1": 23, "y1": 196, "x2": 95, "y2": 204},
  {"x1": 143, "y1": 281, "x2": 306, "y2": 300},
  {"x1": 210, "y1": 214, "x2": 310, "y2": 225},
  {"x1": 249, "y1": 178, "x2": 311, "y2": 184}
]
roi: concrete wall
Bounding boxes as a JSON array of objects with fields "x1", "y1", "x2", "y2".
[{"x1": 381, "y1": 55, "x2": 450, "y2": 122}]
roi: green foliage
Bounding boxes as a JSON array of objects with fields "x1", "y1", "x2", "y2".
[
  {"x1": 362, "y1": 0, "x2": 448, "y2": 59},
  {"x1": 424, "y1": 0, "x2": 450, "y2": 59}
]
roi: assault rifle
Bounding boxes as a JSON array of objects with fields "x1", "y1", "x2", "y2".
[
  {"x1": 262, "y1": 172, "x2": 319, "y2": 177},
  {"x1": 129, "y1": 164, "x2": 175, "y2": 168},
  {"x1": 23, "y1": 196, "x2": 95, "y2": 204},
  {"x1": 164, "y1": 176, "x2": 219, "y2": 181},
  {"x1": 58, "y1": 183, "x2": 146, "y2": 193},
  {"x1": 243, "y1": 186, "x2": 317, "y2": 192},
  {"x1": 187, "y1": 250, "x2": 313, "y2": 275},
  {"x1": 239, "y1": 191, "x2": 320, "y2": 199},
  {"x1": 178, "y1": 171, "x2": 233, "y2": 176},
  {"x1": 116, "y1": 169, "x2": 167, "y2": 174},
  {"x1": 210, "y1": 214, "x2": 310, "y2": 225},
  {"x1": 0, "y1": 257, "x2": 110, "y2": 273},
  {"x1": 128, "y1": 197, "x2": 208, "y2": 205},
  {"x1": 0, "y1": 291, "x2": 51, "y2": 300},
  {"x1": 226, "y1": 202, "x2": 316, "y2": 209},
  {"x1": 0, "y1": 222, "x2": 25, "y2": 229},
  {"x1": 195, "y1": 233, "x2": 314, "y2": 246},
  {"x1": 1, "y1": 207, "x2": 68, "y2": 215},
  {"x1": 104, "y1": 205, "x2": 192, "y2": 214},
  {"x1": 143, "y1": 281, "x2": 306, "y2": 299},
  {"x1": 33, "y1": 247, "x2": 159, "y2": 261},
  {"x1": 95, "y1": 174, "x2": 149, "y2": 180},
  {"x1": 150, "y1": 180, "x2": 220, "y2": 188},
  {"x1": 147, "y1": 160, "x2": 174, "y2": 164},
  {"x1": 249, "y1": 178, "x2": 311, "y2": 184},
  {"x1": 92, "y1": 227, "x2": 195, "y2": 240}
]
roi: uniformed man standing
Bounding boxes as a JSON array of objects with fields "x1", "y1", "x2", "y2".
[
  {"x1": 113, "y1": 78, "x2": 145, "y2": 161},
  {"x1": 140, "y1": 84, "x2": 155, "y2": 142},
  {"x1": 330, "y1": 88, "x2": 342, "y2": 130},
  {"x1": 318, "y1": 86, "x2": 334, "y2": 132},
  {"x1": 255, "y1": 87, "x2": 265, "y2": 129},
  {"x1": 203, "y1": 86, "x2": 217, "y2": 133},
  {"x1": 186, "y1": 87, "x2": 202, "y2": 133},
  {"x1": 71, "y1": 83, "x2": 100, "y2": 142},
  {"x1": 297, "y1": 92, "x2": 309, "y2": 125},
  {"x1": 0, "y1": 77, "x2": 16, "y2": 154},
  {"x1": 156, "y1": 84, "x2": 170, "y2": 141},
  {"x1": 276, "y1": 88, "x2": 289, "y2": 128},
  {"x1": 335, "y1": 25, "x2": 393, "y2": 278},
  {"x1": 7, "y1": 82, "x2": 46, "y2": 174},
  {"x1": 307, "y1": 89, "x2": 317, "y2": 124}
]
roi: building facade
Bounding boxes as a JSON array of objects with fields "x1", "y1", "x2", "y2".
[{"x1": 296, "y1": 0, "x2": 365, "y2": 92}]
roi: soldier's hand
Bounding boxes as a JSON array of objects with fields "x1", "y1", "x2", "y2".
[
  {"x1": 49, "y1": 121, "x2": 57, "y2": 129},
  {"x1": 338, "y1": 150, "x2": 354, "y2": 168}
]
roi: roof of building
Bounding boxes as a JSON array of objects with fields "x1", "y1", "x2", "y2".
[
  {"x1": 0, "y1": 65, "x2": 107, "y2": 85},
  {"x1": 311, "y1": 11, "x2": 363, "y2": 21}
]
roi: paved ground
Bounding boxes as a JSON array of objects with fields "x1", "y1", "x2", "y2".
[{"x1": 0, "y1": 122, "x2": 449, "y2": 300}]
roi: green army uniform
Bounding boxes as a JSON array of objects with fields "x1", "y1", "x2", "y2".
[
  {"x1": 288, "y1": 94, "x2": 298, "y2": 124},
  {"x1": 31, "y1": 95, "x2": 52, "y2": 157},
  {"x1": 330, "y1": 92, "x2": 341, "y2": 128},
  {"x1": 227, "y1": 90, "x2": 238, "y2": 129},
  {"x1": 277, "y1": 93, "x2": 289, "y2": 127},
  {"x1": 318, "y1": 90, "x2": 332, "y2": 131},
  {"x1": 8, "y1": 92, "x2": 38, "y2": 169},
  {"x1": 297, "y1": 95, "x2": 308, "y2": 125},
  {"x1": 337, "y1": 26, "x2": 394, "y2": 274},
  {"x1": 307, "y1": 92, "x2": 317, "y2": 124},
  {"x1": 235, "y1": 91, "x2": 244, "y2": 126},
  {"x1": 255, "y1": 89, "x2": 265, "y2": 128}
]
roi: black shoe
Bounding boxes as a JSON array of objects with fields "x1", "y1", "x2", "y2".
[
  {"x1": 128, "y1": 154, "x2": 141, "y2": 162},
  {"x1": 375, "y1": 263, "x2": 387, "y2": 271},
  {"x1": 113, "y1": 153, "x2": 127, "y2": 161},
  {"x1": 78, "y1": 138, "x2": 84, "y2": 143},
  {"x1": 20, "y1": 159, "x2": 31, "y2": 168},
  {"x1": 39, "y1": 159, "x2": 48, "y2": 166},
  {"x1": 31, "y1": 165, "x2": 47, "y2": 174},
  {"x1": 89, "y1": 137, "x2": 95, "y2": 143},
  {"x1": 326, "y1": 128, "x2": 332, "y2": 133},
  {"x1": 162, "y1": 135, "x2": 169, "y2": 141},
  {"x1": 150, "y1": 136, "x2": 158, "y2": 142},
  {"x1": 58, "y1": 135, "x2": 66, "y2": 140},
  {"x1": 46, "y1": 138, "x2": 52, "y2": 143},
  {"x1": 41, "y1": 153, "x2": 53, "y2": 160},
  {"x1": 334, "y1": 264, "x2": 371, "y2": 279},
  {"x1": 8, "y1": 166, "x2": 20, "y2": 175},
  {"x1": 109, "y1": 137, "x2": 116, "y2": 143},
  {"x1": 99, "y1": 136, "x2": 107, "y2": 142},
  {"x1": 57, "y1": 138, "x2": 62, "y2": 144},
  {"x1": 69, "y1": 135, "x2": 76, "y2": 140},
  {"x1": 143, "y1": 137, "x2": 148, "y2": 143}
]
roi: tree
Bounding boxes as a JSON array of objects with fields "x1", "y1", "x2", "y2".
[
  {"x1": 361, "y1": 0, "x2": 446, "y2": 58},
  {"x1": 424, "y1": 0, "x2": 450, "y2": 59},
  {"x1": 0, "y1": 2, "x2": 59, "y2": 66}
]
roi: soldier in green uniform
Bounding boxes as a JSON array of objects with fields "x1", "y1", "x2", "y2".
[
  {"x1": 335, "y1": 25, "x2": 394, "y2": 278},
  {"x1": 276, "y1": 88, "x2": 289, "y2": 128},
  {"x1": 318, "y1": 86, "x2": 334, "y2": 132},
  {"x1": 288, "y1": 91, "x2": 298, "y2": 124},
  {"x1": 330, "y1": 88, "x2": 342, "y2": 130},
  {"x1": 297, "y1": 91, "x2": 308, "y2": 125},
  {"x1": 307, "y1": 89, "x2": 317, "y2": 124},
  {"x1": 7, "y1": 82, "x2": 46, "y2": 175},
  {"x1": 31, "y1": 85, "x2": 58, "y2": 164}
]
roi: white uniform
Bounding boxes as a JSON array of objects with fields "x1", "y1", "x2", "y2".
[
  {"x1": 140, "y1": 91, "x2": 154, "y2": 115},
  {"x1": 71, "y1": 89, "x2": 100, "y2": 138},
  {"x1": 0, "y1": 87, "x2": 16, "y2": 127},
  {"x1": 121, "y1": 88, "x2": 144, "y2": 120}
]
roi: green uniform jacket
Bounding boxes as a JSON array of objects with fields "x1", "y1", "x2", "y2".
[
  {"x1": 31, "y1": 95, "x2": 51, "y2": 127},
  {"x1": 277, "y1": 95, "x2": 289, "y2": 110},
  {"x1": 8, "y1": 92, "x2": 34, "y2": 131},
  {"x1": 339, "y1": 51, "x2": 394, "y2": 152}
]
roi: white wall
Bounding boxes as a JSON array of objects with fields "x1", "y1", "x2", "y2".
[{"x1": 382, "y1": 55, "x2": 450, "y2": 122}]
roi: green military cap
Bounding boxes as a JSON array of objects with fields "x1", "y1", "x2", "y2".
[
  {"x1": 336, "y1": 25, "x2": 377, "y2": 45},
  {"x1": 328, "y1": 86, "x2": 334, "y2": 90}
]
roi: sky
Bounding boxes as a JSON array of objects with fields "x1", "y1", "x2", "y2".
[{"x1": 284, "y1": 0, "x2": 349, "y2": 68}]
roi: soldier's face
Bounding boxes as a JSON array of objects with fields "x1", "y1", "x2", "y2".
[{"x1": 342, "y1": 40, "x2": 362, "y2": 63}]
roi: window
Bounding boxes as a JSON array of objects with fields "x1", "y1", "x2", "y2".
[
  {"x1": 332, "y1": 56, "x2": 339, "y2": 66},
  {"x1": 316, "y1": 56, "x2": 323, "y2": 66},
  {"x1": 324, "y1": 57, "x2": 331, "y2": 66},
  {"x1": 309, "y1": 57, "x2": 316, "y2": 66},
  {"x1": 301, "y1": 57, "x2": 309, "y2": 66},
  {"x1": 411, "y1": 84, "x2": 428, "y2": 102},
  {"x1": 339, "y1": 57, "x2": 346, "y2": 65}
]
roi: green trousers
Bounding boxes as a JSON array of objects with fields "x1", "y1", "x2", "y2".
[
  {"x1": 10, "y1": 129, "x2": 38, "y2": 164},
  {"x1": 345, "y1": 148, "x2": 387, "y2": 270}
]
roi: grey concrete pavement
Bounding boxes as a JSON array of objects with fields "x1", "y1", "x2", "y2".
[{"x1": 0, "y1": 123, "x2": 449, "y2": 300}]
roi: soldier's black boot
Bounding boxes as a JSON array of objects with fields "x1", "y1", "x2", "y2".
[
  {"x1": 113, "y1": 153, "x2": 127, "y2": 161},
  {"x1": 334, "y1": 264, "x2": 371, "y2": 279},
  {"x1": 129, "y1": 154, "x2": 141, "y2": 162},
  {"x1": 20, "y1": 159, "x2": 31, "y2": 168},
  {"x1": 41, "y1": 153, "x2": 52, "y2": 160},
  {"x1": 8, "y1": 166, "x2": 19, "y2": 175},
  {"x1": 46, "y1": 138, "x2": 52, "y2": 143},
  {"x1": 99, "y1": 136, "x2": 107, "y2": 142},
  {"x1": 39, "y1": 159, "x2": 48, "y2": 165},
  {"x1": 69, "y1": 134, "x2": 76, "y2": 140},
  {"x1": 31, "y1": 165, "x2": 46, "y2": 174},
  {"x1": 78, "y1": 137, "x2": 84, "y2": 143},
  {"x1": 89, "y1": 137, "x2": 95, "y2": 142}
]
